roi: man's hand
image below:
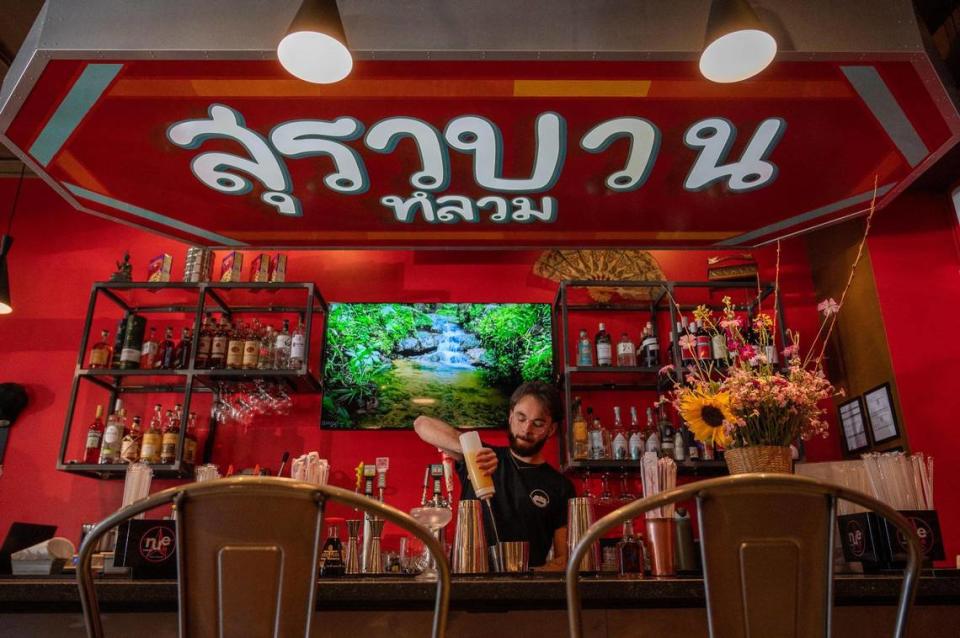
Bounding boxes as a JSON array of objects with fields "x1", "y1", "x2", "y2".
[{"x1": 475, "y1": 447, "x2": 498, "y2": 475}]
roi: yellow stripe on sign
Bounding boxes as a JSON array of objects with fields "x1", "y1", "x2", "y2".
[{"x1": 513, "y1": 80, "x2": 652, "y2": 97}]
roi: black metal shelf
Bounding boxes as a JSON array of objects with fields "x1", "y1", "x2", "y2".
[
  {"x1": 562, "y1": 459, "x2": 728, "y2": 476},
  {"x1": 60, "y1": 281, "x2": 328, "y2": 480},
  {"x1": 57, "y1": 461, "x2": 194, "y2": 480}
]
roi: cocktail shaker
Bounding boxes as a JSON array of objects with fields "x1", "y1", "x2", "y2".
[
  {"x1": 362, "y1": 518, "x2": 384, "y2": 574},
  {"x1": 452, "y1": 499, "x2": 489, "y2": 573},
  {"x1": 344, "y1": 519, "x2": 361, "y2": 575},
  {"x1": 645, "y1": 518, "x2": 676, "y2": 576},
  {"x1": 566, "y1": 497, "x2": 600, "y2": 571}
]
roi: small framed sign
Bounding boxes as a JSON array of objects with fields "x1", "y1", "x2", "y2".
[
  {"x1": 838, "y1": 396, "x2": 869, "y2": 453},
  {"x1": 864, "y1": 383, "x2": 900, "y2": 444}
]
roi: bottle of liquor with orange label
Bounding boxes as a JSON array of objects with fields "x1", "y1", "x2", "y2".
[
  {"x1": 210, "y1": 317, "x2": 229, "y2": 368},
  {"x1": 195, "y1": 314, "x2": 212, "y2": 368},
  {"x1": 242, "y1": 319, "x2": 261, "y2": 370},
  {"x1": 120, "y1": 416, "x2": 143, "y2": 463},
  {"x1": 88, "y1": 330, "x2": 112, "y2": 369},
  {"x1": 226, "y1": 321, "x2": 244, "y2": 370}
]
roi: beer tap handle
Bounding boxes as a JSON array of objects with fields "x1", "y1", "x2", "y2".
[
  {"x1": 441, "y1": 452, "x2": 455, "y2": 502},
  {"x1": 419, "y1": 465, "x2": 430, "y2": 506}
]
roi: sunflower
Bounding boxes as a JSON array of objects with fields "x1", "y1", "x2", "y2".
[{"x1": 679, "y1": 391, "x2": 735, "y2": 448}]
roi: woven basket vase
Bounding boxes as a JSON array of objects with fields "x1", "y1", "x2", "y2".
[{"x1": 725, "y1": 445, "x2": 793, "y2": 475}]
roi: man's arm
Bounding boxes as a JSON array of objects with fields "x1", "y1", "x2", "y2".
[
  {"x1": 413, "y1": 415, "x2": 497, "y2": 475},
  {"x1": 413, "y1": 415, "x2": 465, "y2": 459}
]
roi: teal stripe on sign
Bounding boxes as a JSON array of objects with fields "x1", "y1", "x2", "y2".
[
  {"x1": 29, "y1": 64, "x2": 123, "y2": 166},
  {"x1": 65, "y1": 183, "x2": 246, "y2": 247}
]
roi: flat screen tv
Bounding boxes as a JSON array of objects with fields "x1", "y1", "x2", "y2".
[{"x1": 321, "y1": 303, "x2": 553, "y2": 429}]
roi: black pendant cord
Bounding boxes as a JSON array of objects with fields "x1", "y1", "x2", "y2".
[{"x1": 5, "y1": 164, "x2": 25, "y2": 238}]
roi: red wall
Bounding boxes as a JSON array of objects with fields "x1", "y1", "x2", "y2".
[
  {"x1": 0, "y1": 178, "x2": 835, "y2": 548},
  {"x1": 867, "y1": 191, "x2": 960, "y2": 563}
]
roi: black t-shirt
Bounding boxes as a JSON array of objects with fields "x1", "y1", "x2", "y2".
[{"x1": 456, "y1": 445, "x2": 576, "y2": 567}]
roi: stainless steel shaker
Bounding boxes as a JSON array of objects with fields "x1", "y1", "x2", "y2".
[
  {"x1": 452, "y1": 499, "x2": 489, "y2": 573},
  {"x1": 566, "y1": 497, "x2": 600, "y2": 571}
]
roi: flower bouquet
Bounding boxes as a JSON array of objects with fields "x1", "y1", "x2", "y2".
[{"x1": 662, "y1": 295, "x2": 834, "y2": 473}]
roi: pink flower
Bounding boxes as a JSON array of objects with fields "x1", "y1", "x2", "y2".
[
  {"x1": 817, "y1": 298, "x2": 840, "y2": 317},
  {"x1": 658, "y1": 364, "x2": 675, "y2": 375},
  {"x1": 782, "y1": 344, "x2": 799, "y2": 358}
]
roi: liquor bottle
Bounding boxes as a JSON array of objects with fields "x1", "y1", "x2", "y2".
[
  {"x1": 628, "y1": 406, "x2": 644, "y2": 461},
  {"x1": 110, "y1": 315, "x2": 128, "y2": 368},
  {"x1": 658, "y1": 400, "x2": 675, "y2": 460},
  {"x1": 120, "y1": 416, "x2": 143, "y2": 463},
  {"x1": 644, "y1": 407, "x2": 660, "y2": 455},
  {"x1": 195, "y1": 314, "x2": 212, "y2": 369},
  {"x1": 99, "y1": 400, "x2": 125, "y2": 464},
  {"x1": 210, "y1": 317, "x2": 229, "y2": 369},
  {"x1": 242, "y1": 319, "x2": 261, "y2": 370},
  {"x1": 174, "y1": 327, "x2": 192, "y2": 369},
  {"x1": 319, "y1": 525, "x2": 346, "y2": 577},
  {"x1": 118, "y1": 315, "x2": 147, "y2": 369},
  {"x1": 673, "y1": 426, "x2": 686, "y2": 462},
  {"x1": 595, "y1": 323, "x2": 612, "y2": 367},
  {"x1": 712, "y1": 328, "x2": 728, "y2": 367},
  {"x1": 88, "y1": 330, "x2": 112, "y2": 369},
  {"x1": 141, "y1": 327, "x2": 159, "y2": 369},
  {"x1": 274, "y1": 319, "x2": 292, "y2": 369},
  {"x1": 226, "y1": 320, "x2": 244, "y2": 370},
  {"x1": 694, "y1": 321, "x2": 712, "y2": 361},
  {"x1": 616, "y1": 333, "x2": 637, "y2": 367},
  {"x1": 289, "y1": 318, "x2": 306, "y2": 370},
  {"x1": 586, "y1": 407, "x2": 605, "y2": 460},
  {"x1": 611, "y1": 406, "x2": 628, "y2": 461},
  {"x1": 617, "y1": 520, "x2": 643, "y2": 576},
  {"x1": 571, "y1": 397, "x2": 589, "y2": 460},
  {"x1": 679, "y1": 317, "x2": 695, "y2": 368},
  {"x1": 160, "y1": 409, "x2": 180, "y2": 464},
  {"x1": 641, "y1": 322, "x2": 659, "y2": 368},
  {"x1": 140, "y1": 405, "x2": 163, "y2": 464},
  {"x1": 157, "y1": 326, "x2": 176, "y2": 369},
  {"x1": 576, "y1": 329, "x2": 593, "y2": 367},
  {"x1": 257, "y1": 325, "x2": 275, "y2": 370},
  {"x1": 83, "y1": 405, "x2": 105, "y2": 464},
  {"x1": 183, "y1": 412, "x2": 198, "y2": 465},
  {"x1": 682, "y1": 423, "x2": 699, "y2": 461}
]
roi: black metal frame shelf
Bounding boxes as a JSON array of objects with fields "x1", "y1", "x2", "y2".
[
  {"x1": 564, "y1": 459, "x2": 728, "y2": 477},
  {"x1": 58, "y1": 281, "x2": 327, "y2": 479},
  {"x1": 553, "y1": 279, "x2": 788, "y2": 474}
]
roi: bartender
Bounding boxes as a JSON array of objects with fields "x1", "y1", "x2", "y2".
[{"x1": 413, "y1": 381, "x2": 576, "y2": 569}]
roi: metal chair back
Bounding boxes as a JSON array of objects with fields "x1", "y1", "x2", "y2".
[
  {"x1": 77, "y1": 477, "x2": 450, "y2": 638},
  {"x1": 566, "y1": 473, "x2": 921, "y2": 638}
]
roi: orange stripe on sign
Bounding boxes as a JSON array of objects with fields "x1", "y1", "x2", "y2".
[
  {"x1": 109, "y1": 79, "x2": 514, "y2": 98},
  {"x1": 513, "y1": 80, "x2": 651, "y2": 97},
  {"x1": 55, "y1": 149, "x2": 109, "y2": 194}
]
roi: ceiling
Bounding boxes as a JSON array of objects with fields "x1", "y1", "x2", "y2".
[{"x1": 0, "y1": 0, "x2": 42, "y2": 173}]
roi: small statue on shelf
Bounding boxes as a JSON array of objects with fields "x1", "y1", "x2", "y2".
[{"x1": 110, "y1": 252, "x2": 133, "y2": 282}]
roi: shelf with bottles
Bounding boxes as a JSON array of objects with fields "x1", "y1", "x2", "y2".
[
  {"x1": 567, "y1": 458, "x2": 728, "y2": 476},
  {"x1": 59, "y1": 387, "x2": 204, "y2": 479},
  {"x1": 59, "y1": 281, "x2": 327, "y2": 479}
]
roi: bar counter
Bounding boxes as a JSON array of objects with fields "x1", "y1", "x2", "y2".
[{"x1": 2, "y1": 572, "x2": 959, "y2": 637}]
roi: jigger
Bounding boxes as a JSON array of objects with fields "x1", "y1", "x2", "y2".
[
  {"x1": 566, "y1": 497, "x2": 600, "y2": 572},
  {"x1": 362, "y1": 518, "x2": 385, "y2": 574},
  {"x1": 452, "y1": 499, "x2": 489, "y2": 573},
  {"x1": 344, "y1": 519, "x2": 362, "y2": 575}
]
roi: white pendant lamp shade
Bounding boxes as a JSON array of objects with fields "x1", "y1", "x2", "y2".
[
  {"x1": 700, "y1": 0, "x2": 777, "y2": 83},
  {"x1": 278, "y1": 0, "x2": 353, "y2": 84}
]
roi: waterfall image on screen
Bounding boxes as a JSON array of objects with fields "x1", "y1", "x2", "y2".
[{"x1": 321, "y1": 303, "x2": 553, "y2": 429}]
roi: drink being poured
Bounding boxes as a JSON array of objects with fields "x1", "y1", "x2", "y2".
[{"x1": 459, "y1": 431, "x2": 502, "y2": 549}]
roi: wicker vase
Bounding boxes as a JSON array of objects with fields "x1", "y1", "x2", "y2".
[{"x1": 725, "y1": 445, "x2": 793, "y2": 474}]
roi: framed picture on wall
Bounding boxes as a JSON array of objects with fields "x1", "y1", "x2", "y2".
[
  {"x1": 837, "y1": 396, "x2": 869, "y2": 453},
  {"x1": 864, "y1": 383, "x2": 900, "y2": 444}
]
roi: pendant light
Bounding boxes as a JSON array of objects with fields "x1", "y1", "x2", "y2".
[
  {"x1": 0, "y1": 166, "x2": 24, "y2": 315},
  {"x1": 277, "y1": 0, "x2": 353, "y2": 84},
  {"x1": 699, "y1": 0, "x2": 777, "y2": 83}
]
